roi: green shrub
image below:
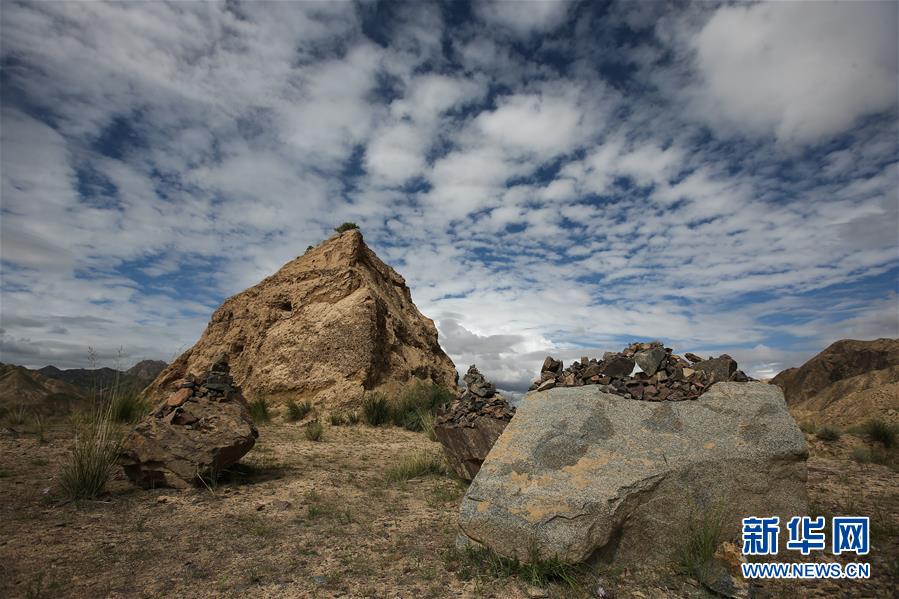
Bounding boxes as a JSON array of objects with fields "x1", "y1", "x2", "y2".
[
  {"x1": 390, "y1": 379, "x2": 455, "y2": 431},
  {"x1": 334, "y1": 222, "x2": 359, "y2": 233},
  {"x1": 385, "y1": 451, "x2": 447, "y2": 482},
  {"x1": 249, "y1": 397, "x2": 270, "y2": 423},
  {"x1": 676, "y1": 506, "x2": 727, "y2": 584},
  {"x1": 815, "y1": 426, "x2": 841, "y2": 442},
  {"x1": 286, "y1": 399, "x2": 312, "y2": 422},
  {"x1": 362, "y1": 392, "x2": 390, "y2": 426},
  {"x1": 329, "y1": 413, "x2": 345, "y2": 426},
  {"x1": 304, "y1": 420, "x2": 324, "y2": 442},
  {"x1": 59, "y1": 403, "x2": 121, "y2": 500},
  {"x1": 346, "y1": 410, "x2": 360, "y2": 425},
  {"x1": 109, "y1": 390, "x2": 149, "y2": 423},
  {"x1": 862, "y1": 419, "x2": 896, "y2": 448}
]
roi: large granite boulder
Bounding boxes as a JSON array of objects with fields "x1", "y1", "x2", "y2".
[
  {"x1": 434, "y1": 365, "x2": 515, "y2": 480},
  {"x1": 458, "y1": 382, "x2": 807, "y2": 565},
  {"x1": 119, "y1": 357, "x2": 258, "y2": 488}
]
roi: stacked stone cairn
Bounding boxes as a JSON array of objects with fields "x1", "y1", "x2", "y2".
[
  {"x1": 120, "y1": 354, "x2": 258, "y2": 488},
  {"x1": 529, "y1": 341, "x2": 751, "y2": 401},
  {"x1": 433, "y1": 365, "x2": 515, "y2": 480}
]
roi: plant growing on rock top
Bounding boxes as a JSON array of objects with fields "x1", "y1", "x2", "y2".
[{"x1": 334, "y1": 222, "x2": 359, "y2": 233}]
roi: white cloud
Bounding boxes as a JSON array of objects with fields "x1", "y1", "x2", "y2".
[
  {"x1": 475, "y1": 0, "x2": 574, "y2": 37},
  {"x1": 689, "y1": 1, "x2": 898, "y2": 143}
]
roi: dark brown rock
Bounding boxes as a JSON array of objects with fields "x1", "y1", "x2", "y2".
[
  {"x1": 602, "y1": 356, "x2": 635, "y2": 378},
  {"x1": 694, "y1": 355, "x2": 738, "y2": 384},
  {"x1": 119, "y1": 361, "x2": 258, "y2": 488},
  {"x1": 434, "y1": 365, "x2": 515, "y2": 480}
]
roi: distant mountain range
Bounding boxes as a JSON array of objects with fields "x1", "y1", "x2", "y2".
[{"x1": 0, "y1": 359, "x2": 167, "y2": 412}]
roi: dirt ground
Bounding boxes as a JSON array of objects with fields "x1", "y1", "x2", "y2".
[{"x1": 1, "y1": 420, "x2": 896, "y2": 598}]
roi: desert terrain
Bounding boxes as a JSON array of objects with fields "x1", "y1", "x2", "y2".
[{"x1": 1, "y1": 411, "x2": 895, "y2": 599}]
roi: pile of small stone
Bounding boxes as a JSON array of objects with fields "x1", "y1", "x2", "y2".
[
  {"x1": 434, "y1": 365, "x2": 515, "y2": 480},
  {"x1": 154, "y1": 355, "x2": 244, "y2": 424},
  {"x1": 120, "y1": 354, "x2": 258, "y2": 488},
  {"x1": 529, "y1": 342, "x2": 751, "y2": 401},
  {"x1": 438, "y1": 365, "x2": 515, "y2": 427}
]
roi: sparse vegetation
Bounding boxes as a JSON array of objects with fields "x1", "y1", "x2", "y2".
[
  {"x1": 815, "y1": 426, "x2": 840, "y2": 442},
  {"x1": 676, "y1": 506, "x2": 727, "y2": 585},
  {"x1": 362, "y1": 392, "x2": 390, "y2": 426},
  {"x1": 7, "y1": 404, "x2": 29, "y2": 426},
  {"x1": 59, "y1": 402, "x2": 121, "y2": 500},
  {"x1": 389, "y1": 379, "x2": 454, "y2": 432},
  {"x1": 286, "y1": 399, "x2": 312, "y2": 421},
  {"x1": 329, "y1": 412, "x2": 345, "y2": 426},
  {"x1": 304, "y1": 420, "x2": 324, "y2": 441},
  {"x1": 851, "y1": 447, "x2": 892, "y2": 467},
  {"x1": 109, "y1": 390, "x2": 148, "y2": 423},
  {"x1": 861, "y1": 419, "x2": 896, "y2": 448},
  {"x1": 445, "y1": 544, "x2": 590, "y2": 590},
  {"x1": 798, "y1": 421, "x2": 817, "y2": 434},
  {"x1": 386, "y1": 451, "x2": 447, "y2": 482},
  {"x1": 30, "y1": 410, "x2": 48, "y2": 444},
  {"x1": 419, "y1": 410, "x2": 437, "y2": 441},
  {"x1": 346, "y1": 410, "x2": 360, "y2": 425},
  {"x1": 334, "y1": 222, "x2": 359, "y2": 233},
  {"x1": 249, "y1": 397, "x2": 270, "y2": 423}
]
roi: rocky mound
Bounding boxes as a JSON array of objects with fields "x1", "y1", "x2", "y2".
[
  {"x1": 458, "y1": 382, "x2": 808, "y2": 566},
  {"x1": 772, "y1": 338, "x2": 899, "y2": 406},
  {"x1": 434, "y1": 365, "x2": 515, "y2": 480},
  {"x1": 119, "y1": 356, "x2": 258, "y2": 488},
  {"x1": 141, "y1": 229, "x2": 457, "y2": 411},
  {"x1": 530, "y1": 341, "x2": 750, "y2": 401}
]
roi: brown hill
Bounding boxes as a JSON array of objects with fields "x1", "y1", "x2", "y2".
[
  {"x1": 0, "y1": 363, "x2": 85, "y2": 413},
  {"x1": 790, "y1": 365, "x2": 899, "y2": 428},
  {"x1": 126, "y1": 360, "x2": 168, "y2": 381},
  {"x1": 142, "y1": 229, "x2": 458, "y2": 410},
  {"x1": 771, "y1": 338, "x2": 899, "y2": 406}
]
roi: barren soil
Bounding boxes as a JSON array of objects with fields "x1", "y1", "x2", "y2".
[{"x1": 1, "y1": 420, "x2": 896, "y2": 598}]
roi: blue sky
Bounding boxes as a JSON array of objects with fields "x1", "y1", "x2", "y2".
[{"x1": 1, "y1": 0, "x2": 897, "y2": 392}]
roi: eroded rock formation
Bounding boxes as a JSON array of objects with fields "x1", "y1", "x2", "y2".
[{"x1": 141, "y1": 229, "x2": 457, "y2": 411}]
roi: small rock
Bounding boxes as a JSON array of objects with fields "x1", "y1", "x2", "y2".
[{"x1": 537, "y1": 379, "x2": 556, "y2": 392}]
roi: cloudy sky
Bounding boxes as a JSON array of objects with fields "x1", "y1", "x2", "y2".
[{"x1": 1, "y1": 0, "x2": 897, "y2": 392}]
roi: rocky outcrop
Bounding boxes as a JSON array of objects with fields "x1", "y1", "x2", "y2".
[
  {"x1": 119, "y1": 357, "x2": 258, "y2": 488},
  {"x1": 458, "y1": 382, "x2": 807, "y2": 566},
  {"x1": 772, "y1": 338, "x2": 899, "y2": 406},
  {"x1": 530, "y1": 342, "x2": 751, "y2": 401},
  {"x1": 141, "y1": 229, "x2": 457, "y2": 411},
  {"x1": 434, "y1": 365, "x2": 515, "y2": 480}
]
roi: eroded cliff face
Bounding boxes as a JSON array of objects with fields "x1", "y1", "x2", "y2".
[{"x1": 142, "y1": 229, "x2": 457, "y2": 410}]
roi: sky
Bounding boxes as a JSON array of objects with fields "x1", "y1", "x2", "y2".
[{"x1": 1, "y1": 0, "x2": 897, "y2": 393}]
